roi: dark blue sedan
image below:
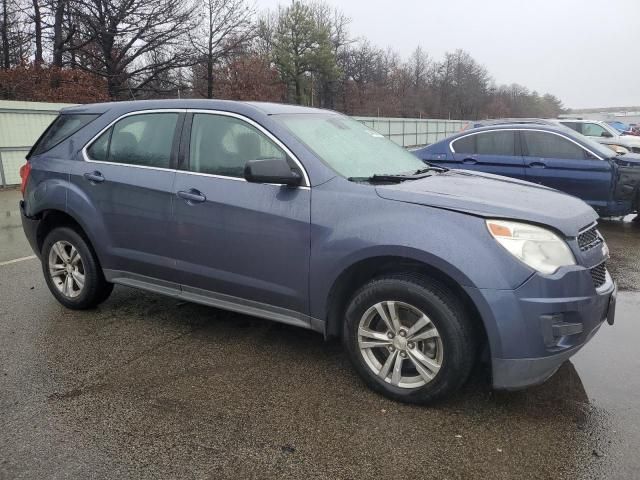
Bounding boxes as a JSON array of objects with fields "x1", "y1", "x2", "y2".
[{"x1": 414, "y1": 123, "x2": 640, "y2": 217}]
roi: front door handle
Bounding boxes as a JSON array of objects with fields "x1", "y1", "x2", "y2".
[
  {"x1": 529, "y1": 162, "x2": 547, "y2": 168},
  {"x1": 83, "y1": 171, "x2": 105, "y2": 183},
  {"x1": 177, "y1": 189, "x2": 206, "y2": 204},
  {"x1": 462, "y1": 158, "x2": 478, "y2": 165}
]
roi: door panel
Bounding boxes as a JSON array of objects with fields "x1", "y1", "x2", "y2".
[
  {"x1": 70, "y1": 111, "x2": 183, "y2": 280},
  {"x1": 70, "y1": 162, "x2": 178, "y2": 279},
  {"x1": 521, "y1": 131, "x2": 612, "y2": 209},
  {"x1": 173, "y1": 176, "x2": 310, "y2": 312},
  {"x1": 450, "y1": 131, "x2": 526, "y2": 179},
  {"x1": 172, "y1": 112, "x2": 311, "y2": 314}
]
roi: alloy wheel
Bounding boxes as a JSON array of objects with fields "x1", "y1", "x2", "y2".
[
  {"x1": 357, "y1": 301, "x2": 444, "y2": 389},
  {"x1": 48, "y1": 241, "x2": 85, "y2": 298}
]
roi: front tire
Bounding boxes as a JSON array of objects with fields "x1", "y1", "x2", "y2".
[
  {"x1": 343, "y1": 274, "x2": 476, "y2": 404},
  {"x1": 41, "y1": 227, "x2": 113, "y2": 309}
]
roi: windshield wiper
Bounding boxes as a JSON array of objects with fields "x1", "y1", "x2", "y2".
[
  {"x1": 348, "y1": 172, "x2": 430, "y2": 183},
  {"x1": 414, "y1": 163, "x2": 449, "y2": 173},
  {"x1": 348, "y1": 165, "x2": 448, "y2": 184}
]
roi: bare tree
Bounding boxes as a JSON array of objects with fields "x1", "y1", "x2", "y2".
[
  {"x1": 72, "y1": 0, "x2": 196, "y2": 98},
  {"x1": 1, "y1": 0, "x2": 30, "y2": 68},
  {"x1": 254, "y1": 9, "x2": 276, "y2": 58},
  {"x1": 190, "y1": 0, "x2": 254, "y2": 99},
  {"x1": 408, "y1": 46, "x2": 429, "y2": 88},
  {"x1": 1, "y1": 0, "x2": 9, "y2": 68},
  {"x1": 308, "y1": 0, "x2": 350, "y2": 108},
  {"x1": 50, "y1": 0, "x2": 75, "y2": 67},
  {"x1": 30, "y1": 0, "x2": 43, "y2": 63}
]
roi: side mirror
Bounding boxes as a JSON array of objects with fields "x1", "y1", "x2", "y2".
[
  {"x1": 601, "y1": 131, "x2": 613, "y2": 138},
  {"x1": 244, "y1": 158, "x2": 302, "y2": 187}
]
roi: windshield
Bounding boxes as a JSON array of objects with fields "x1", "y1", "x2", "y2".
[{"x1": 274, "y1": 113, "x2": 425, "y2": 178}]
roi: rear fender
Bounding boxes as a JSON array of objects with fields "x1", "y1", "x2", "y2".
[
  {"x1": 27, "y1": 176, "x2": 110, "y2": 267},
  {"x1": 63, "y1": 182, "x2": 112, "y2": 265}
]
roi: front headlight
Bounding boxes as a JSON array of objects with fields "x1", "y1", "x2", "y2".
[{"x1": 486, "y1": 220, "x2": 576, "y2": 275}]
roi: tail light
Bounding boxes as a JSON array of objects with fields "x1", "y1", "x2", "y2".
[{"x1": 19, "y1": 162, "x2": 31, "y2": 196}]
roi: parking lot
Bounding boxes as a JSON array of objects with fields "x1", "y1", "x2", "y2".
[{"x1": 1, "y1": 187, "x2": 639, "y2": 479}]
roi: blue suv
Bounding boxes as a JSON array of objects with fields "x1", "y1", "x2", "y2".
[
  {"x1": 415, "y1": 123, "x2": 640, "y2": 217},
  {"x1": 20, "y1": 100, "x2": 616, "y2": 403}
]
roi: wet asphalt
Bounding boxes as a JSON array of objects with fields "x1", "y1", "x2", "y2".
[{"x1": 1, "y1": 187, "x2": 639, "y2": 479}]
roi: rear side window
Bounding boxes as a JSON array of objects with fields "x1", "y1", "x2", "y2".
[
  {"x1": 476, "y1": 131, "x2": 515, "y2": 155},
  {"x1": 188, "y1": 114, "x2": 287, "y2": 178},
  {"x1": 522, "y1": 132, "x2": 586, "y2": 160},
  {"x1": 451, "y1": 135, "x2": 476, "y2": 154},
  {"x1": 452, "y1": 131, "x2": 515, "y2": 156},
  {"x1": 30, "y1": 114, "x2": 100, "y2": 157},
  {"x1": 86, "y1": 113, "x2": 179, "y2": 168}
]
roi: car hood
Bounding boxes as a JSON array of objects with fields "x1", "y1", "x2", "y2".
[
  {"x1": 375, "y1": 170, "x2": 598, "y2": 237},
  {"x1": 599, "y1": 135, "x2": 640, "y2": 148}
]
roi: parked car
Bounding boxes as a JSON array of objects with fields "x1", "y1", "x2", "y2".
[
  {"x1": 474, "y1": 118, "x2": 640, "y2": 153},
  {"x1": 557, "y1": 119, "x2": 640, "y2": 153},
  {"x1": 599, "y1": 141, "x2": 631, "y2": 155},
  {"x1": 415, "y1": 123, "x2": 640, "y2": 217},
  {"x1": 20, "y1": 100, "x2": 615, "y2": 404},
  {"x1": 607, "y1": 120, "x2": 639, "y2": 136}
]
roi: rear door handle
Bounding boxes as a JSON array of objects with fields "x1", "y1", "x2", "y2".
[
  {"x1": 462, "y1": 158, "x2": 478, "y2": 165},
  {"x1": 83, "y1": 171, "x2": 105, "y2": 183},
  {"x1": 177, "y1": 189, "x2": 206, "y2": 204},
  {"x1": 529, "y1": 162, "x2": 547, "y2": 168}
]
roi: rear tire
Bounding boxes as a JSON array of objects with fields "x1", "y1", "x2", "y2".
[
  {"x1": 41, "y1": 227, "x2": 113, "y2": 309},
  {"x1": 342, "y1": 274, "x2": 476, "y2": 404}
]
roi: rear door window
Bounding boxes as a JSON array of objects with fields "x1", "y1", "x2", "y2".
[
  {"x1": 452, "y1": 131, "x2": 515, "y2": 156},
  {"x1": 522, "y1": 131, "x2": 587, "y2": 160},
  {"x1": 451, "y1": 135, "x2": 476, "y2": 154},
  {"x1": 86, "y1": 113, "x2": 180, "y2": 168},
  {"x1": 476, "y1": 131, "x2": 516, "y2": 155},
  {"x1": 30, "y1": 114, "x2": 100, "y2": 157}
]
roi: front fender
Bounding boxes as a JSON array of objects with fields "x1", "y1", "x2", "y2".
[{"x1": 309, "y1": 179, "x2": 533, "y2": 321}]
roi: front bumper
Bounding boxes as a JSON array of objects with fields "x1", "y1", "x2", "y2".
[{"x1": 465, "y1": 266, "x2": 616, "y2": 390}]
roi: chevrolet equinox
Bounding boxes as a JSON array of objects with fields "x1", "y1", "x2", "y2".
[{"x1": 20, "y1": 100, "x2": 616, "y2": 403}]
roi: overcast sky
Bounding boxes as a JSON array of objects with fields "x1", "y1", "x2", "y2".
[{"x1": 258, "y1": 0, "x2": 639, "y2": 109}]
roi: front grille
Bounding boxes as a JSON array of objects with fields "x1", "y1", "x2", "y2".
[
  {"x1": 590, "y1": 262, "x2": 607, "y2": 289},
  {"x1": 578, "y1": 225, "x2": 603, "y2": 252}
]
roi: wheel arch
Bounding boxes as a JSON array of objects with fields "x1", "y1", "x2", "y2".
[
  {"x1": 324, "y1": 255, "x2": 489, "y2": 359},
  {"x1": 35, "y1": 209, "x2": 89, "y2": 252}
]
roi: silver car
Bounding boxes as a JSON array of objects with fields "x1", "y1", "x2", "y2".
[{"x1": 557, "y1": 119, "x2": 640, "y2": 154}]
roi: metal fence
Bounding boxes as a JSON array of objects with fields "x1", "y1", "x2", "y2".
[
  {"x1": 355, "y1": 117, "x2": 467, "y2": 148},
  {"x1": 0, "y1": 100, "x2": 75, "y2": 187},
  {"x1": 0, "y1": 101, "x2": 468, "y2": 186}
]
